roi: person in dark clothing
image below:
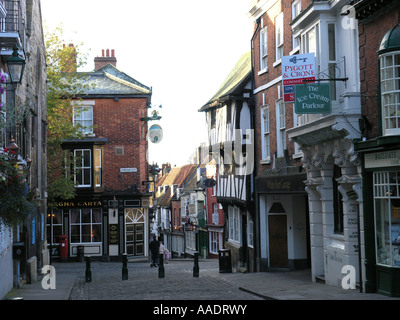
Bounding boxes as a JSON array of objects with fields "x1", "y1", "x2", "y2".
[{"x1": 149, "y1": 236, "x2": 159, "y2": 267}]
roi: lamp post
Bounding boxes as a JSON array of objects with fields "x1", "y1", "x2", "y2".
[{"x1": 6, "y1": 45, "x2": 25, "y2": 84}]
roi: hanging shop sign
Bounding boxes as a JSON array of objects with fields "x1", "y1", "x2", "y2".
[
  {"x1": 148, "y1": 124, "x2": 163, "y2": 144},
  {"x1": 282, "y1": 53, "x2": 316, "y2": 103},
  {"x1": 294, "y1": 83, "x2": 331, "y2": 114}
]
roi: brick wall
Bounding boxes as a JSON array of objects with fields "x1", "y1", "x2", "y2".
[
  {"x1": 252, "y1": 0, "x2": 305, "y2": 176},
  {"x1": 358, "y1": 8, "x2": 400, "y2": 139},
  {"x1": 92, "y1": 97, "x2": 148, "y2": 192}
]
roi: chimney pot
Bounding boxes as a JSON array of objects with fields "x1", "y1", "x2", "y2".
[
  {"x1": 102, "y1": 49, "x2": 105, "y2": 57},
  {"x1": 111, "y1": 49, "x2": 115, "y2": 57},
  {"x1": 106, "y1": 49, "x2": 110, "y2": 57}
]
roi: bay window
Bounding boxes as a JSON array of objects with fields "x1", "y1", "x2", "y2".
[
  {"x1": 380, "y1": 51, "x2": 400, "y2": 135},
  {"x1": 74, "y1": 149, "x2": 91, "y2": 187}
]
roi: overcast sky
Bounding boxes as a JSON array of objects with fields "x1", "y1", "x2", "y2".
[{"x1": 40, "y1": 0, "x2": 254, "y2": 167}]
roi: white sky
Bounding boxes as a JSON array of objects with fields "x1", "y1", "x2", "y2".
[{"x1": 40, "y1": 0, "x2": 254, "y2": 167}]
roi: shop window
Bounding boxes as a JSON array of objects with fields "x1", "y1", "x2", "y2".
[
  {"x1": 374, "y1": 171, "x2": 400, "y2": 267},
  {"x1": 47, "y1": 209, "x2": 63, "y2": 245},
  {"x1": 70, "y1": 208, "x2": 102, "y2": 243}
]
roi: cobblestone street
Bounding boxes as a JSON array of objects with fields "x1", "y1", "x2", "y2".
[{"x1": 69, "y1": 259, "x2": 262, "y2": 300}]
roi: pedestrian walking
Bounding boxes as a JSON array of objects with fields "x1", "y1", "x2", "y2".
[
  {"x1": 159, "y1": 241, "x2": 168, "y2": 264},
  {"x1": 164, "y1": 247, "x2": 170, "y2": 264},
  {"x1": 149, "y1": 235, "x2": 159, "y2": 267}
]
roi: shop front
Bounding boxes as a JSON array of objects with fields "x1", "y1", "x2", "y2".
[
  {"x1": 355, "y1": 144, "x2": 400, "y2": 296},
  {"x1": 47, "y1": 196, "x2": 150, "y2": 262},
  {"x1": 256, "y1": 172, "x2": 310, "y2": 272}
]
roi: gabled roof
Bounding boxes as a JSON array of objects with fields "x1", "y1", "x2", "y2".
[
  {"x1": 155, "y1": 164, "x2": 197, "y2": 207},
  {"x1": 77, "y1": 64, "x2": 151, "y2": 96},
  {"x1": 199, "y1": 51, "x2": 251, "y2": 112}
]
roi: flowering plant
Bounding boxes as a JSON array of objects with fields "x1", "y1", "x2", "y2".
[{"x1": 0, "y1": 148, "x2": 37, "y2": 226}]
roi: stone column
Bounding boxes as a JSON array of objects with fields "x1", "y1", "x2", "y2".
[
  {"x1": 337, "y1": 166, "x2": 362, "y2": 284},
  {"x1": 305, "y1": 169, "x2": 324, "y2": 282}
]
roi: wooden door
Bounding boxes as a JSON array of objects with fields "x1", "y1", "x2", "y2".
[{"x1": 268, "y1": 215, "x2": 288, "y2": 268}]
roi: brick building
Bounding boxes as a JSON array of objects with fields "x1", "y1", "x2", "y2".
[
  {"x1": 47, "y1": 49, "x2": 153, "y2": 261},
  {"x1": 250, "y1": 0, "x2": 364, "y2": 291},
  {"x1": 354, "y1": 0, "x2": 400, "y2": 297},
  {"x1": 250, "y1": 0, "x2": 309, "y2": 273}
]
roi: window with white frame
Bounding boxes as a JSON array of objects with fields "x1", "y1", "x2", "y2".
[
  {"x1": 70, "y1": 208, "x2": 102, "y2": 243},
  {"x1": 373, "y1": 171, "x2": 400, "y2": 267},
  {"x1": 301, "y1": 23, "x2": 319, "y2": 58},
  {"x1": 328, "y1": 23, "x2": 337, "y2": 100},
  {"x1": 380, "y1": 51, "x2": 400, "y2": 135},
  {"x1": 73, "y1": 102, "x2": 94, "y2": 135},
  {"x1": 209, "y1": 231, "x2": 219, "y2": 254},
  {"x1": 261, "y1": 94, "x2": 270, "y2": 162},
  {"x1": 47, "y1": 210, "x2": 63, "y2": 245},
  {"x1": 275, "y1": 13, "x2": 284, "y2": 62},
  {"x1": 247, "y1": 214, "x2": 254, "y2": 247},
  {"x1": 292, "y1": 0, "x2": 301, "y2": 19},
  {"x1": 298, "y1": 23, "x2": 321, "y2": 125},
  {"x1": 291, "y1": 0, "x2": 301, "y2": 51},
  {"x1": 278, "y1": 100, "x2": 286, "y2": 156},
  {"x1": 260, "y1": 26, "x2": 268, "y2": 71},
  {"x1": 185, "y1": 230, "x2": 196, "y2": 251},
  {"x1": 74, "y1": 149, "x2": 91, "y2": 187},
  {"x1": 228, "y1": 206, "x2": 240, "y2": 243}
]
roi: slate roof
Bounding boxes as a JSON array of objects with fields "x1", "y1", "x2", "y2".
[
  {"x1": 76, "y1": 64, "x2": 151, "y2": 97},
  {"x1": 199, "y1": 51, "x2": 251, "y2": 112}
]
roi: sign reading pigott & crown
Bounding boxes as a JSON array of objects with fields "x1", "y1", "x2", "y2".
[{"x1": 294, "y1": 83, "x2": 331, "y2": 114}]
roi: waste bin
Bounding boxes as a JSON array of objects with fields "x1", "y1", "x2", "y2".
[
  {"x1": 77, "y1": 245, "x2": 84, "y2": 262},
  {"x1": 218, "y1": 249, "x2": 232, "y2": 273}
]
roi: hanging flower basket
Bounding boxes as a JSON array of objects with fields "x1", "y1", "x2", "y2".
[{"x1": 0, "y1": 148, "x2": 37, "y2": 227}]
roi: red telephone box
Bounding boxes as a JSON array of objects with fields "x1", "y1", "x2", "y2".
[{"x1": 59, "y1": 235, "x2": 68, "y2": 261}]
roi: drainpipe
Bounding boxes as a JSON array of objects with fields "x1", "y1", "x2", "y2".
[{"x1": 250, "y1": 17, "x2": 260, "y2": 272}]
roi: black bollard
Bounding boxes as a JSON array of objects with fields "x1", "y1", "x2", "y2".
[
  {"x1": 158, "y1": 253, "x2": 164, "y2": 278},
  {"x1": 122, "y1": 253, "x2": 128, "y2": 280},
  {"x1": 193, "y1": 252, "x2": 199, "y2": 277},
  {"x1": 85, "y1": 256, "x2": 92, "y2": 282}
]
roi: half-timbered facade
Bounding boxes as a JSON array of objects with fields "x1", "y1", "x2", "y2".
[{"x1": 199, "y1": 51, "x2": 256, "y2": 272}]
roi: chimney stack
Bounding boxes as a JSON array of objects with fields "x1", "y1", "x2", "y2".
[
  {"x1": 94, "y1": 48, "x2": 117, "y2": 71},
  {"x1": 61, "y1": 43, "x2": 77, "y2": 73}
]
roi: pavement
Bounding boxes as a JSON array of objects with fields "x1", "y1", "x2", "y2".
[{"x1": 2, "y1": 258, "x2": 399, "y2": 301}]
